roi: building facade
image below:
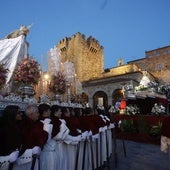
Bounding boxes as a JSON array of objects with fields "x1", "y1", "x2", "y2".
[
  {"x1": 46, "y1": 32, "x2": 170, "y2": 109},
  {"x1": 56, "y1": 32, "x2": 104, "y2": 82},
  {"x1": 128, "y1": 46, "x2": 170, "y2": 84}
]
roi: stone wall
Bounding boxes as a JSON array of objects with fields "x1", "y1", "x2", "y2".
[
  {"x1": 128, "y1": 46, "x2": 170, "y2": 84},
  {"x1": 56, "y1": 32, "x2": 104, "y2": 82}
]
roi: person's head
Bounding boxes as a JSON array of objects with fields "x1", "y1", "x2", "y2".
[
  {"x1": 96, "y1": 108, "x2": 105, "y2": 115},
  {"x1": 61, "y1": 107, "x2": 70, "y2": 118},
  {"x1": 3, "y1": 105, "x2": 22, "y2": 125},
  {"x1": 94, "y1": 108, "x2": 99, "y2": 115},
  {"x1": 25, "y1": 104, "x2": 39, "y2": 121},
  {"x1": 38, "y1": 103, "x2": 51, "y2": 118},
  {"x1": 68, "y1": 107, "x2": 75, "y2": 117},
  {"x1": 51, "y1": 105, "x2": 62, "y2": 118},
  {"x1": 74, "y1": 108, "x2": 83, "y2": 117},
  {"x1": 84, "y1": 107, "x2": 94, "y2": 116}
]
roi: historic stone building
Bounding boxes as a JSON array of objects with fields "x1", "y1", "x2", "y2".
[
  {"x1": 128, "y1": 46, "x2": 170, "y2": 85},
  {"x1": 56, "y1": 32, "x2": 104, "y2": 82},
  {"x1": 47, "y1": 32, "x2": 170, "y2": 109}
]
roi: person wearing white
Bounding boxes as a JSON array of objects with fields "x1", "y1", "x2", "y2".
[
  {"x1": 50, "y1": 105, "x2": 70, "y2": 170},
  {"x1": 0, "y1": 151, "x2": 19, "y2": 170},
  {"x1": 38, "y1": 103, "x2": 57, "y2": 170}
]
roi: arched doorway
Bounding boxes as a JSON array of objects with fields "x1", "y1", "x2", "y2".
[
  {"x1": 93, "y1": 91, "x2": 108, "y2": 109},
  {"x1": 112, "y1": 89, "x2": 124, "y2": 105}
]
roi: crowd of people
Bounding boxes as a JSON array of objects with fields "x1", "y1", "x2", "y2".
[{"x1": 0, "y1": 103, "x2": 114, "y2": 170}]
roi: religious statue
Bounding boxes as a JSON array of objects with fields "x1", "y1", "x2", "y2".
[
  {"x1": 0, "y1": 25, "x2": 31, "y2": 93},
  {"x1": 5, "y1": 25, "x2": 32, "y2": 39},
  {"x1": 118, "y1": 58, "x2": 123, "y2": 66}
]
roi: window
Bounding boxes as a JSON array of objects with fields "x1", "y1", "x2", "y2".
[
  {"x1": 146, "y1": 54, "x2": 152, "y2": 58},
  {"x1": 157, "y1": 63, "x2": 163, "y2": 71},
  {"x1": 155, "y1": 51, "x2": 160, "y2": 56},
  {"x1": 89, "y1": 46, "x2": 97, "y2": 54},
  {"x1": 98, "y1": 97, "x2": 103, "y2": 106},
  {"x1": 163, "y1": 50, "x2": 168, "y2": 55},
  {"x1": 60, "y1": 47, "x2": 66, "y2": 52}
]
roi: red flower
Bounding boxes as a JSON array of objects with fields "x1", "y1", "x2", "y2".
[
  {"x1": 0, "y1": 63, "x2": 8, "y2": 89},
  {"x1": 49, "y1": 71, "x2": 66, "y2": 94},
  {"x1": 13, "y1": 56, "x2": 41, "y2": 85}
]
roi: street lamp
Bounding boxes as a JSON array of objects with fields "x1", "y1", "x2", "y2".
[{"x1": 43, "y1": 72, "x2": 50, "y2": 94}]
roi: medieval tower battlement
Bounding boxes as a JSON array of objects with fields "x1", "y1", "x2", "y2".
[{"x1": 56, "y1": 32, "x2": 104, "y2": 82}]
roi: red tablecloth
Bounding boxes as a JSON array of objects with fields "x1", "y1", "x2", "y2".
[
  {"x1": 112, "y1": 114, "x2": 166, "y2": 126},
  {"x1": 161, "y1": 116, "x2": 170, "y2": 138},
  {"x1": 110, "y1": 114, "x2": 170, "y2": 145}
]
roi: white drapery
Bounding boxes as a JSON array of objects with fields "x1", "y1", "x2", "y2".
[{"x1": 0, "y1": 35, "x2": 28, "y2": 84}]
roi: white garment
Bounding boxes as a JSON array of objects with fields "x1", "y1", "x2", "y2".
[
  {"x1": 39, "y1": 118, "x2": 57, "y2": 170},
  {"x1": 84, "y1": 139, "x2": 92, "y2": 170},
  {"x1": 13, "y1": 149, "x2": 33, "y2": 170},
  {"x1": 39, "y1": 139, "x2": 57, "y2": 170},
  {"x1": 41, "y1": 118, "x2": 53, "y2": 142},
  {"x1": 77, "y1": 140, "x2": 85, "y2": 170},
  {"x1": 66, "y1": 143, "x2": 78, "y2": 170},
  {"x1": 64, "y1": 134, "x2": 82, "y2": 145},
  {"x1": 91, "y1": 138, "x2": 97, "y2": 169},
  {"x1": 53, "y1": 119, "x2": 70, "y2": 170},
  {"x1": 0, "y1": 155, "x2": 10, "y2": 170},
  {"x1": 8, "y1": 151, "x2": 19, "y2": 163},
  {"x1": 0, "y1": 35, "x2": 28, "y2": 84},
  {"x1": 161, "y1": 135, "x2": 170, "y2": 153},
  {"x1": 54, "y1": 141, "x2": 66, "y2": 170},
  {"x1": 107, "y1": 129, "x2": 113, "y2": 157},
  {"x1": 53, "y1": 122, "x2": 70, "y2": 141},
  {"x1": 0, "y1": 151, "x2": 19, "y2": 170},
  {"x1": 100, "y1": 131, "x2": 107, "y2": 164}
]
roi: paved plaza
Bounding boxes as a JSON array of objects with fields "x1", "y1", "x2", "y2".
[{"x1": 102, "y1": 139, "x2": 169, "y2": 170}]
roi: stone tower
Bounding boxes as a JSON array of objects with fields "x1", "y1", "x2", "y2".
[{"x1": 56, "y1": 32, "x2": 104, "y2": 82}]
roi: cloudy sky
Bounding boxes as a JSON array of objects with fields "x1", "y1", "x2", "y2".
[{"x1": 1, "y1": 0, "x2": 170, "y2": 70}]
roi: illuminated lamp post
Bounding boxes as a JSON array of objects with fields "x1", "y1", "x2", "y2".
[{"x1": 43, "y1": 72, "x2": 50, "y2": 95}]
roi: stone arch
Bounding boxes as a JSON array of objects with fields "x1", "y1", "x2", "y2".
[
  {"x1": 112, "y1": 89, "x2": 124, "y2": 105},
  {"x1": 93, "y1": 91, "x2": 108, "y2": 109}
]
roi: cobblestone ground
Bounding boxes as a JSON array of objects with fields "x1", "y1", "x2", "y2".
[{"x1": 102, "y1": 139, "x2": 169, "y2": 170}]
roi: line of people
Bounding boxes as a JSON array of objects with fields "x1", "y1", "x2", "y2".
[{"x1": 0, "y1": 103, "x2": 114, "y2": 170}]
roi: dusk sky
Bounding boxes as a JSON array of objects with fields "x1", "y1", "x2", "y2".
[{"x1": 1, "y1": 0, "x2": 170, "y2": 70}]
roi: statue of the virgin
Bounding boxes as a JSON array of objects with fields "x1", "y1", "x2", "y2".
[{"x1": 0, "y1": 25, "x2": 31, "y2": 93}]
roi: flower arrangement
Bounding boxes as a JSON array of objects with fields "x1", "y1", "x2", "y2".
[
  {"x1": 0, "y1": 63, "x2": 8, "y2": 89},
  {"x1": 97, "y1": 104, "x2": 105, "y2": 111},
  {"x1": 13, "y1": 57, "x2": 41, "y2": 85},
  {"x1": 135, "y1": 85, "x2": 148, "y2": 92},
  {"x1": 49, "y1": 71, "x2": 66, "y2": 94},
  {"x1": 151, "y1": 103, "x2": 166, "y2": 116},
  {"x1": 125, "y1": 104, "x2": 140, "y2": 115},
  {"x1": 109, "y1": 105, "x2": 120, "y2": 114}
]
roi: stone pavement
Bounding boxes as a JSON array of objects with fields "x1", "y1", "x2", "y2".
[{"x1": 102, "y1": 139, "x2": 169, "y2": 170}]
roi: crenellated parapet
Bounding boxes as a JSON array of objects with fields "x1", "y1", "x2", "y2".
[
  {"x1": 57, "y1": 37, "x2": 70, "y2": 52},
  {"x1": 87, "y1": 35, "x2": 104, "y2": 53},
  {"x1": 57, "y1": 33, "x2": 103, "y2": 54}
]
